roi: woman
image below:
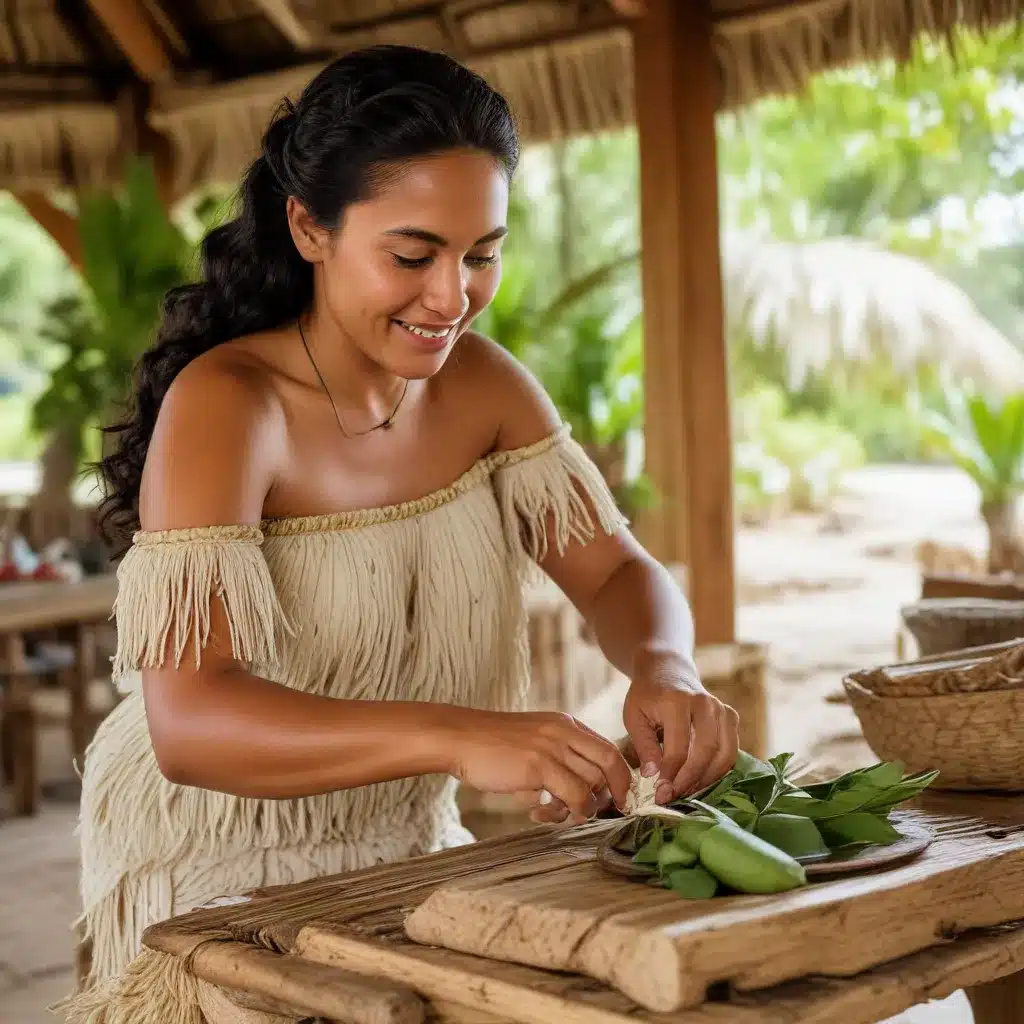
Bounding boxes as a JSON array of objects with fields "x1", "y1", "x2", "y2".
[{"x1": 63, "y1": 45, "x2": 739, "y2": 1024}]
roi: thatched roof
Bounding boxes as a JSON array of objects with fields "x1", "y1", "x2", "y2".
[
  {"x1": 1, "y1": 0, "x2": 1021, "y2": 195},
  {"x1": 724, "y1": 234, "x2": 1024, "y2": 392}
]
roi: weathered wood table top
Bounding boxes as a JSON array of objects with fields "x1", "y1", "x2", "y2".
[
  {"x1": 145, "y1": 790, "x2": 1024, "y2": 1024},
  {"x1": 0, "y1": 573, "x2": 117, "y2": 633}
]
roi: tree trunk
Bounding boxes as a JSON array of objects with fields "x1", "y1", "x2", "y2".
[
  {"x1": 553, "y1": 140, "x2": 574, "y2": 283},
  {"x1": 26, "y1": 425, "x2": 81, "y2": 550},
  {"x1": 982, "y1": 499, "x2": 1024, "y2": 575}
]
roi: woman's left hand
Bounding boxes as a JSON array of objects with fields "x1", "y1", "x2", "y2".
[{"x1": 623, "y1": 654, "x2": 740, "y2": 806}]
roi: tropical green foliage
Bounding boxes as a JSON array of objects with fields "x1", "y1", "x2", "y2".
[
  {"x1": 30, "y1": 158, "x2": 195, "y2": 468},
  {"x1": 733, "y1": 385, "x2": 865, "y2": 522},
  {"x1": 916, "y1": 385, "x2": 1024, "y2": 571},
  {"x1": 477, "y1": 143, "x2": 650, "y2": 516},
  {"x1": 918, "y1": 387, "x2": 1024, "y2": 505},
  {"x1": 718, "y1": 24, "x2": 1024, "y2": 247}
]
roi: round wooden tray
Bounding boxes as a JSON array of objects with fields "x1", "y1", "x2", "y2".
[{"x1": 597, "y1": 819, "x2": 934, "y2": 883}]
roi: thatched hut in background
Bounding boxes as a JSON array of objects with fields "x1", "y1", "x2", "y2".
[{"x1": 1, "y1": 0, "x2": 1022, "y2": 643}]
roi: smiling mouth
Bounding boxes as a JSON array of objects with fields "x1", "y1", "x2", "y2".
[{"x1": 393, "y1": 319, "x2": 456, "y2": 340}]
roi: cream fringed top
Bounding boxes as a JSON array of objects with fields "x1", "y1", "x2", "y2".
[{"x1": 68, "y1": 426, "x2": 626, "y2": 1022}]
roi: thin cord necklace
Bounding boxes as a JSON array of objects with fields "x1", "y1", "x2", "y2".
[{"x1": 297, "y1": 318, "x2": 409, "y2": 438}]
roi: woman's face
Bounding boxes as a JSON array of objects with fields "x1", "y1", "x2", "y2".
[{"x1": 297, "y1": 149, "x2": 509, "y2": 380}]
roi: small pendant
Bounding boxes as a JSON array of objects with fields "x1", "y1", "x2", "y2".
[{"x1": 381, "y1": 419, "x2": 392, "y2": 430}]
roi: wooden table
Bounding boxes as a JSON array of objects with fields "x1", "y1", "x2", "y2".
[
  {"x1": 144, "y1": 790, "x2": 1024, "y2": 1024},
  {"x1": 0, "y1": 573, "x2": 117, "y2": 815}
]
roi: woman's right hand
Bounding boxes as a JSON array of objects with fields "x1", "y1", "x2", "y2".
[{"x1": 440, "y1": 709, "x2": 633, "y2": 823}]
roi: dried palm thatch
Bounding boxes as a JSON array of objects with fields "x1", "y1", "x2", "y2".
[
  {"x1": 0, "y1": 0, "x2": 1021, "y2": 193},
  {"x1": 715, "y1": 0, "x2": 1024, "y2": 109},
  {"x1": 724, "y1": 234, "x2": 1024, "y2": 392},
  {"x1": 0, "y1": 105, "x2": 120, "y2": 194},
  {"x1": 150, "y1": 28, "x2": 634, "y2": 197}
]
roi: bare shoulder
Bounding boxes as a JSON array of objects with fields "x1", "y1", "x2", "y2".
[
  {"x1": 450, "y1": 331, "x2": 563, "y2": 451},
  {"x1": 139, "y1": 342, "x2": 285, "y2": 531}
]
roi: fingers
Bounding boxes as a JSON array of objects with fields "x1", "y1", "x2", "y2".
[
  {"x1": 566, "y1": 721, "x2": 633, "y2": 811},
  {"x1": 538, "y1": 758, "x2": 598, "y2": 822},
  {"x1": 671, "y1": 697, "x2": 725, "y2": 798},
  {"x1": 529, "y1": 790, "x2": 570, "y2": 824},
  {"x1": 561, "y1": 749, "x2": 608, "y2": 795},
  {"x1": 622, "y1": 703, "x2": 664, "y2": 783},
  {"x1": 528, "y1": 785, "x2": 614, "y2": 826},
  {"x1": 658, "y1": 704, "x2": 693, "y2": 801},
  {"x1": 695, "y1": 705, "x2": 740, "y2": 793}
]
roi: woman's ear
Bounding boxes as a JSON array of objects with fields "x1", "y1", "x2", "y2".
[{"x1": 286, "y1": 196, "x2": 330, "y2": 263}]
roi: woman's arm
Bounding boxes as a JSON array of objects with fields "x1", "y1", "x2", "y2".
[
  {"x1": 482, "y1": 337, "x2": 739, "y2": 804},
  {"x1": 137, "y1": 356, "x2": 630, "y2": 814},
  {"x1": 138, "y1": 359, "x2": 441, "y2": 796}
]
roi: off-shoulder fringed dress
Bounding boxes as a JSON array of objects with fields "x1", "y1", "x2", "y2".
[{"x1": 59, "y1": 426, "x2": 625, "y2": 1024}]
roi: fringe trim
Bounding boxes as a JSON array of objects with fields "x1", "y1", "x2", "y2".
[
  {"x1": 112, "y1": 528, "x2": 291, "y2": 678},
  {"x1": 52, "y1": 948, "x2": 203, "y2": 1024},
  {"x1": 78, "y1": 696, "x2": 453, "y2": 979},
  {"x1": 495, "y1": 432, "x2": 627, "y2": 562}
]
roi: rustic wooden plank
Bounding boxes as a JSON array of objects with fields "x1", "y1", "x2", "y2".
[
  {"x1": 404, "y1": 807, "x2": 1024, "y2": 1011},
  {"x1": 143, "y1": 823, "x2": 614, "y2": 954},
  {"x1": 188, "y1": 940, "x2": 425, "y2": 1024},
  {"x1": 296, "y1": 921, "x2": 1024, "y2": 1024},
  {"x1": 297, "y1": 926, "x2": 657, "y2": 1024}
]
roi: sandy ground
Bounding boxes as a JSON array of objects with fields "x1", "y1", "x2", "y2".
[{"x1": 0, "y1": 464, "x2": 990, "y2": 1023}]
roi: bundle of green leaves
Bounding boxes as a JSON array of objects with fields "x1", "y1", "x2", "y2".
[{"x1": 624, "y1": 751, "x2": 938, "y2": 899}]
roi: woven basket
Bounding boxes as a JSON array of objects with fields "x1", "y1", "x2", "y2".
[
  {"x1": 855, "y1": 638, "x2": 1024, "y2": 699},
  {"x1": 843, "y1": 676, "x2": 1024, "y2": 791},
  {"x1": 901, "y1": 598, "x2": 1024, "y2": 657}
]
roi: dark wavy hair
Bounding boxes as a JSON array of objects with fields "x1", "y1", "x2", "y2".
[{"x1": 97, "y1": 45, "x2": 520, "y2": 550}]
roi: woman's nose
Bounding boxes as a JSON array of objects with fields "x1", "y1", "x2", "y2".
[{"x1": 422, "y1": 262, "x2": 469, "y2": 320}]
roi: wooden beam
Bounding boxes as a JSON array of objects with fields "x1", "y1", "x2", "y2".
[
  {"x1": 633, "y1": 0, "x2": 735, "y2": 644},
  {"x1": 116, "y1": 83, "x2": 177, "y2": 207},
  {"x1": 14, "y1": 193, "x2": 83, "y2": 271},
  {"x1": 605, "y1": 0, "x2": 647, "y2": 16},
  {"x1": 85, "y1": 0, "x2": 173, "y2": 83},
  {"x1": 250, "y1": 0, "x2": 314, "y2": 50}
]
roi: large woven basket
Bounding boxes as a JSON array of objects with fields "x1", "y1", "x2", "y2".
[
  {"x1": 901, "y1": 598, "x2": 1024, "y2": 657},
  {"x1": 843, "y1": 675, "x2": 1024, "y2": 791}
]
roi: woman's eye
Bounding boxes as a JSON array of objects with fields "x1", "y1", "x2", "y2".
[
  {"x1": 391, "y1": 253, "x2": 432, "y2": 269},
  {"x1": 391, "y1": 252, "x2": 498, "y2": 270}
]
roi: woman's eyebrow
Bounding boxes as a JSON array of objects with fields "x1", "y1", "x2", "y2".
[{"x1": 384, "y1": 226, "x2": 508, "y2": 246}]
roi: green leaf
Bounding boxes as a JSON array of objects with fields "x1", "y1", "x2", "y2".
[
  {"x1": 734, "y1": 772, "x2": 778, "y2": 810},
  {"x1": 633, "y1": 828, "x2": 664, "y2": 865},
  {"x1": 664, "y1": 865, "x2": 719, "y2": 899},
  {"x1": 722, "y1": 791, "x2": 759, "y2": 814},
  {"x1": 753, "y1": 813, "x2": 830, "y2": 859},
  {"x1": 732, "y1": 750, "x2": 774, "y2": 779},
  {"x1": 819, "y1": 811, "x2": 903, "y2": 847}
]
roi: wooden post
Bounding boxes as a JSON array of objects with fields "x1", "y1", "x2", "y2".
[
  {"x1": 14, "y1": 193, "x2": 83, "y2": 270},
  {"x1": 632, "y1": 0, "x2": 735, "y2": 645},
  {"x1": 967, "y1": 971, "x2": 1024, "y2": 1024},
  {"x1": 1, "y1": 633, "x2": 38, "y2": 816}
]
